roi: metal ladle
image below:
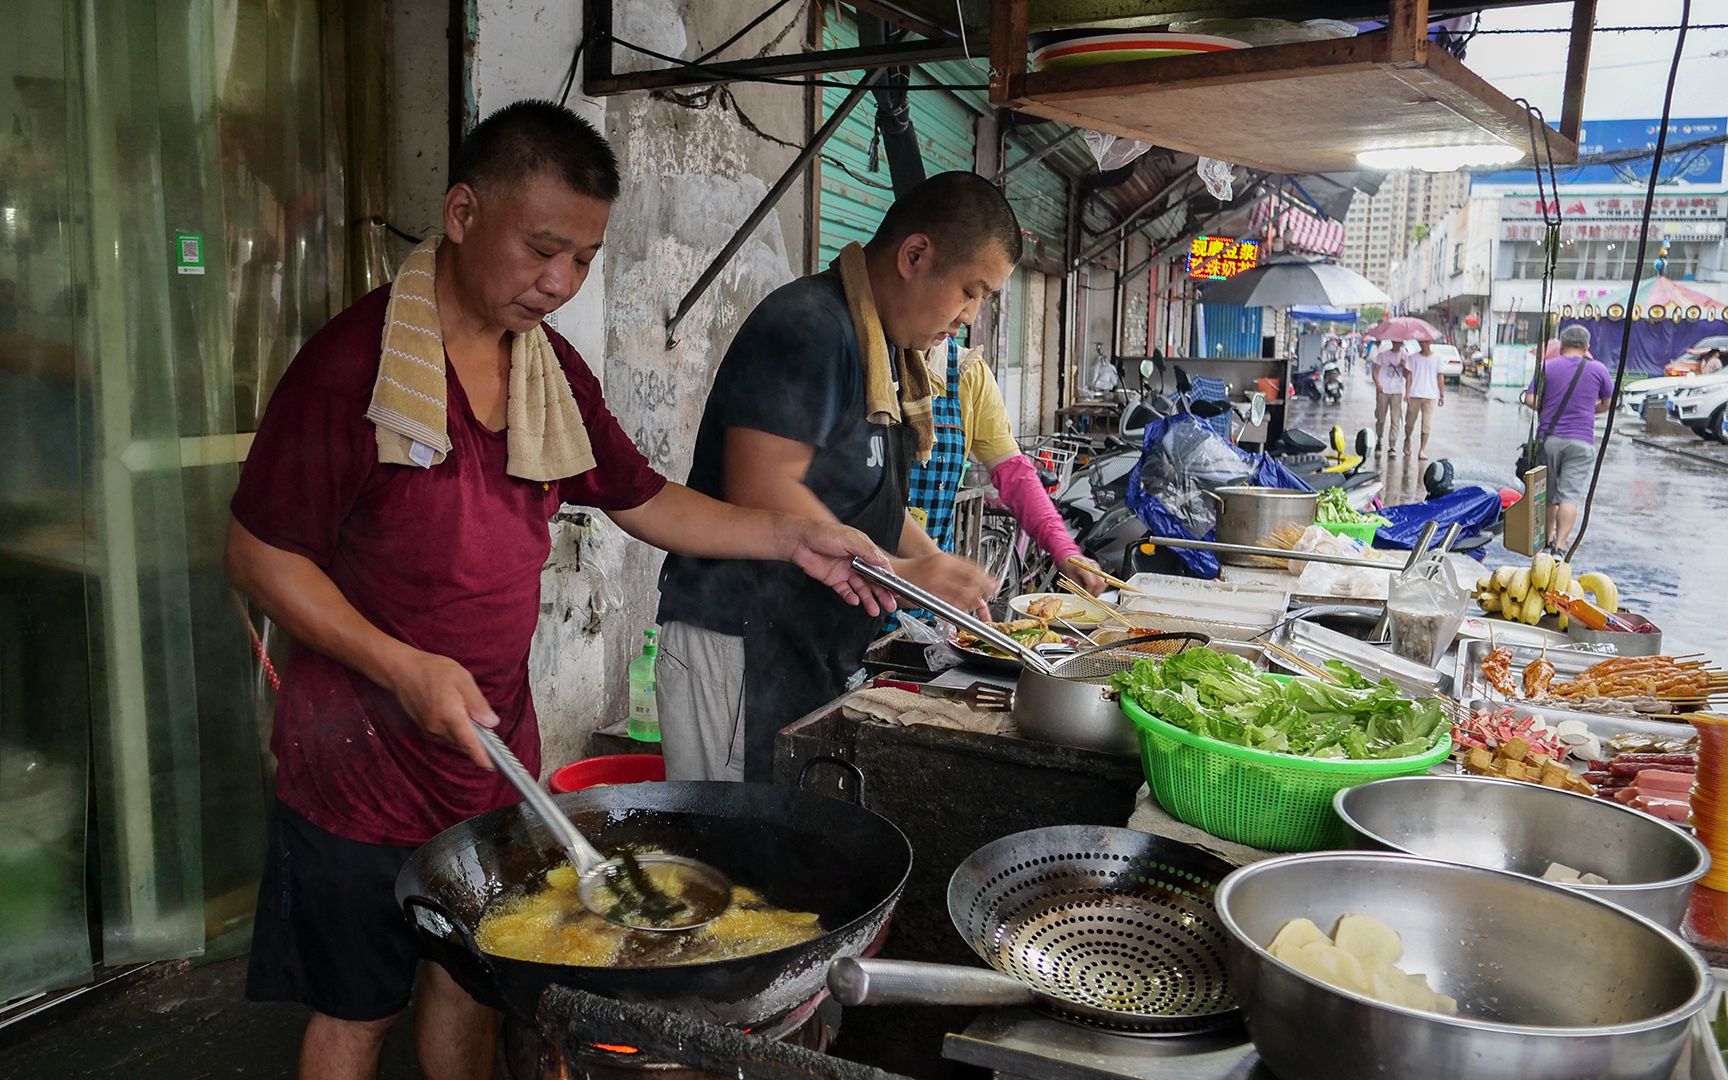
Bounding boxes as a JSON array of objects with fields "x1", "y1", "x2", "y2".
[{"x1": 470, "y1": 722, "x2": 731, "y2": 931}]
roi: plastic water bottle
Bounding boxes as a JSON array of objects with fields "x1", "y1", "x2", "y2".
[{"x1": 626, "y1": 628, "x2": 660, "y2": 743}]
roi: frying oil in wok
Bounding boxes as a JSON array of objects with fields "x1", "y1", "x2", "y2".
[{"x1": 475, "y1": 863, "x2": 823, "y2": 966}]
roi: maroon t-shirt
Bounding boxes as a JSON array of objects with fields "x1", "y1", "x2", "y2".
[{"x1": 232, "y1": 286, "x2": 665, "y2": 846}]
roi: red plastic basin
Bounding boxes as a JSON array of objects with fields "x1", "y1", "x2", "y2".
[{"x1": 547, "y1": 753, "x2": 666, "y2": 793}]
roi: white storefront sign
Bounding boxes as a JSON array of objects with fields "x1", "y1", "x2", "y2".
[
  {"x1": 1501, "y1": 194, "x2": 1728, "y2": 220},
  {"x1": 1498, "y1": 219, "x2": 1726, "y2": 242}
]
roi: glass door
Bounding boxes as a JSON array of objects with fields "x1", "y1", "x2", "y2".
[{"x1": 0, "y1": 0, "x2": 347, "y2": 1005}]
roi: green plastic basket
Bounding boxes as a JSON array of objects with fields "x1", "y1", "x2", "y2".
[
  {"x1": 1315, "y1": 518, "x2": 1381, "y2": 545},
  {"x1": 1120, "y1": 693, "x2": 1452, "y2": 852}
]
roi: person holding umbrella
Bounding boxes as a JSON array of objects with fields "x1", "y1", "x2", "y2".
[
  {"x1": 1362, "y1": 316, "x2": 1445, "y2": 459},
  {"x1": 1368, "y1": 338, "x2": 1407, "y2": 457}
]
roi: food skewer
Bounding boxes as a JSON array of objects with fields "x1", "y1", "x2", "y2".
[{"x1": 1064, "y1": 556, "x2": 1145, "y2": 595}]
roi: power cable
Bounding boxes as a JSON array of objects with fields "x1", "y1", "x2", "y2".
[
  {"x1": 692, "y1": 0, "x2": 803, "y2": 64},
  {"x1": 1565, "y1": 0, "x2": 1691, "y2": 560},
  {"x1": 608, "y1": 36, "x2": 986, "y2": 90},
  {"x1": 1465, "y1": 22, "x2": 1724, "y2": 33}
]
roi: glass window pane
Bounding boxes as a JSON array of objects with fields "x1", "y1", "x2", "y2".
[{"x1": 0, "y1": 0, "x2": 96, "y2": 1004}]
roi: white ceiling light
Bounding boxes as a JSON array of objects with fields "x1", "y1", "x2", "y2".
[{"x1": 1356, "y1": 143, "x2": 1526, "y2": 172}]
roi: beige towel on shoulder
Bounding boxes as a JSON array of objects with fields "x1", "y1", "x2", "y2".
[
  {"x1": 833, "y1": 243, "x2": 935, "y2": 463},
  {"x1": 366, "y1": 236, "x2": 597, "y2": 482}
]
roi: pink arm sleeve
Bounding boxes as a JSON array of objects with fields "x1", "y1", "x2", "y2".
[{"x1": 990, "y1": 454, "x2": 1081, "y2": 565}]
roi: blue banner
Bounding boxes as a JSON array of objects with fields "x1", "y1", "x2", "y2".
[
  {"x1": 1474, "y1": 117, "x2": 1726, "y2": 188},
  {"x1": 1558, "y1": 318, "x2": 1728, "y2": 378}
]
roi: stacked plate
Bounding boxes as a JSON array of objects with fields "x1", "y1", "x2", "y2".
[
  {"x1": 1692, "y1": 714, "x2": 1728, "y2": 890},
  {"x1": 1028, "y1": 30, "x2": 1247, "y2": 72}
]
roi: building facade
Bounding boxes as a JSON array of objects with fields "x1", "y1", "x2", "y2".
[
  {"x1": 1388, "y1": 189, "x2": 1728, "y2": 384},
  {"x1": 1340, "y1": 170, "x2": 1470, "y2": 291}
]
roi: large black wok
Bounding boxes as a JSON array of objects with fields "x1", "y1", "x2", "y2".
[{"x1": 394, "y1": 763, "x2": 911, "y2": 1026}]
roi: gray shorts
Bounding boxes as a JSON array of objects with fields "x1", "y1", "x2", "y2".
[
  {"x1": 656, "y1": 621, "x2": 747, "y2": 781},
  {"x1": 1544, "y1": 436, "x2": 1595, "y2": 507}
]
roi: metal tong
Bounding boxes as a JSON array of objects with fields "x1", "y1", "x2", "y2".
[{"x1": 849, "y1": 558, "x2": 1056, "y2": 675}]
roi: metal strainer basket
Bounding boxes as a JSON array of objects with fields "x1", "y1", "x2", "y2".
[
  {"x1": 947, "y1": 824, "x2": 1240, "y2": 1036},
  {"x1": 828, "y1": 826, "x2": 1239, "y2": 1036},
  {"x1": 1049, "y1": 632, "x2": 1209, "y2": 680}
]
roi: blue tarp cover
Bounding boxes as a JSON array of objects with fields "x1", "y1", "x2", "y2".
[{"x1": 1373, "y1": 487, "x2": 1504, "y2": 561}]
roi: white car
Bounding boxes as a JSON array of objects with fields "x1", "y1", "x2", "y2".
[
  {"x1": 1405, "y1": 342, "x2": 1464, "y2": 384},
  {"x1": 1622, "y1": 372, "x2": 1698, "y2": 416},
  {"x1": 1667, "y1": 370, "x2": 1728, "y2": 442}
]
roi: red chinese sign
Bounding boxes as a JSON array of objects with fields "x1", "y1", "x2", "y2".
[{"x1": 1187, "y1": 235, "x2": 1260, "y2": 280}]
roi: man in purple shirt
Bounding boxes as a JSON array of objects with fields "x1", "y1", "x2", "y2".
[{"x1": 1522, "y1": 324, "x2": 1614, "y2": 554}]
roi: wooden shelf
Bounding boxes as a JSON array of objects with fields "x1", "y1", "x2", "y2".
[{"x1": 991, "y1": 29, "x2": 1578, "y2": 176}]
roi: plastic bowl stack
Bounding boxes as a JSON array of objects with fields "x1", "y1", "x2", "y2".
[{"x1": 1690, "y1": 714, "x2": 1728, "y2": 890}]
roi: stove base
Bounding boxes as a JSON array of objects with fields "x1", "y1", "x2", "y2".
[{"x1": 942, "y1": 1010, "x2": 1270, "y2": 1080}]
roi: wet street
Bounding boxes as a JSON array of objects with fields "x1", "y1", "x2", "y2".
[{"x1": 1287, "y1": 366, "x2": 1728, "y2": 664}]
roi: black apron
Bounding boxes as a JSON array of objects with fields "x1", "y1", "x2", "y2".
[{"x1": 739, "y1": 423, "x2": 914, "y2": 781}]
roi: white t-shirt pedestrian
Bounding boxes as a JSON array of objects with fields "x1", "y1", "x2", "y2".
[
  {"x1": 1405, "y1": 348, "x2": 1443, "y2": 400},
  {"x1": 1370, "y1": 347, "x2": 1406, "y2": 395}
]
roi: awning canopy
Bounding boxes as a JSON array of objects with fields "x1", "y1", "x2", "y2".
[{"x1": 1289, "y1": 306, "x2": 1358, "y2": 323}]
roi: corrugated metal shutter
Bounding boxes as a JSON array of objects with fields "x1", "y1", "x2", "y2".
[
  {"x1": 1198, "y1": 303, "x2": 1265, "y2": 358},
  {"x1": 1000, "y1": 139, "x2": 1069, "y2": 267},
  {"x1": 816, "y1": 14, "x2": 979, "y2": 269}
]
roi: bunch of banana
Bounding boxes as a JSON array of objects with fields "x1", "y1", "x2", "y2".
[{"x1": 1473, "y1": 555, "x2": 1619, "y2": 628}]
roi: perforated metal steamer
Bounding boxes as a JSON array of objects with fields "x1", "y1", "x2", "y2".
[{"x1": 827, "y1": 825, "x2": 1239, "y2": 1037}]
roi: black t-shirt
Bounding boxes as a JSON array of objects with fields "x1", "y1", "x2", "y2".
[{"x1": 658, "y1": 272, "x2": 894, "y2": 634}]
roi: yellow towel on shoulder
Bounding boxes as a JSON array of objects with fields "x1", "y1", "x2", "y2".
[
  {"x1": 366, "y1": 236, "x2": 597, "y2": 482},
  {"x1": 834, "y1": 243, "x2": 935, "y2": 463}
]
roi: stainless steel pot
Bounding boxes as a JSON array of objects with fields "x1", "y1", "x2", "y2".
[
  {"x1": 1215, "y1": 852, "x2": 1712, "y2": 1080},
  {"x1": 1012, "y1": 665, "x2": 1136, "y2": 756},
  {"x1": 1334, "y1": 774, "x2": 1710, "y2": 929},
  {"x1": 1010, "y1": 634, "x2": 1208, "y2": 756},
  {"x1": 1205, "y1": 486, "x2": 1317, "y2": 567}
]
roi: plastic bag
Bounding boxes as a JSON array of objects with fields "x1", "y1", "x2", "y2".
[
  {"x1": 1124, "y1": 415, "x2": 1315, "y2": 579},
  {"x1": 1386, "y1": 560, "x2": 1469, "y2": 667},
  {"x1": 1134, "y1": 419, "x2": 1254, "y2": 537},
  {"x1": 1286, "y1": 525, "x2": 1390, "y2": 598},
  {"x1": 1083, "y1": 130, "x2": 1155, "y2": 172}
]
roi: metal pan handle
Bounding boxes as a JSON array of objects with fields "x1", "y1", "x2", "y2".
[
  {"x1": 827, "y1": 957, "x2": 1037, "y2": 1008},
  {"x1": 402, "y1": 894, "x2": 498, "y2": 981},
  {"x1": 798, "y1": 755, "x2": 867, "y2": 805},
  {"x1": 849, "y1": 558, "x2": 1050, "y2": 674}
]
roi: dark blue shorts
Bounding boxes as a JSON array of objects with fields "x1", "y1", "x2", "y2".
[{"x1": 246, "y1": 800, "x2": 420, "y2": 1021}]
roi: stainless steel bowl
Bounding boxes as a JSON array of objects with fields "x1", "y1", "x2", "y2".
[
  {"x1": 1334, "y1": 775, "x2": 1710, "y2": 929},
  {"x1": 1216, "y1": 852, "x2": 1712, "y2": 1080}
]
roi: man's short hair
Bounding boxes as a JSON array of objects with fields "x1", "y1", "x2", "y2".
[
  {"x1": 1559, "y1": 324, "x2": 1591, "y2": 349},
  {"x1": 868, "y1": 171, "x2": 1023, "y2": 267},
  {"x1": 450, "y1": 100, "x2": 620, "y2": 201}
]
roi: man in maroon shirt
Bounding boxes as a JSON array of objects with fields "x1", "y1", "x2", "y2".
[{"x1": 227, "y1": 102, "x2": 901, "y2": 1080}]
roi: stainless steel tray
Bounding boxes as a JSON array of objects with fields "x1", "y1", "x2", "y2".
[
  {"x1": 1268, "y1": 618, "x2": 1451, "y2": 697},
  {"x1": 1452, "y1": 637, "x2": 1660, "y2": 715}
]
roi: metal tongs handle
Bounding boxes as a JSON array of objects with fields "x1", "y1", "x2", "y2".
[
  {"x1": 471, "y1": 721, "x2": 607, "y2": 875},
  {"x1": 849, "y1": 558, "x2": 1054, "y2": 674}
]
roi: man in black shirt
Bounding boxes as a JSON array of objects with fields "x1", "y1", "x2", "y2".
[{"x1": 657, "y1": 172, "x2": 1016, "y2": 781}]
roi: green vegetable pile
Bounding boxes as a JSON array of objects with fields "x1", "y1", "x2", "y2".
[
  {"x1": 1316, "y1": 487, "x2": 1390, "y2": 526},
  {"x1": 1112, "y1": 650, "x2": 1449, "y2": 761}
]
